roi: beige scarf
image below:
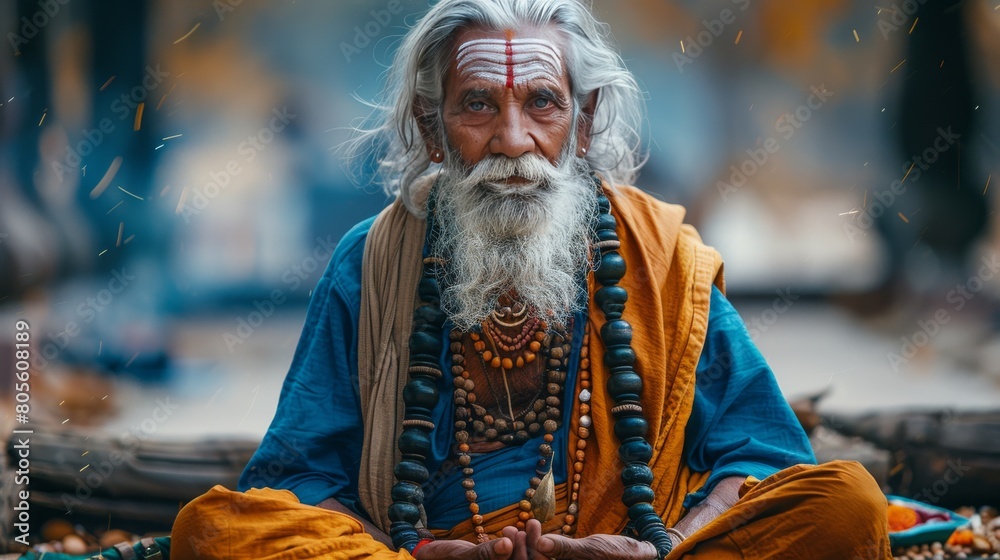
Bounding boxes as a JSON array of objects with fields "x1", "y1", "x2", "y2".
[{"x1": 356, "y1": 188, "x2": 430, "y2": 534}]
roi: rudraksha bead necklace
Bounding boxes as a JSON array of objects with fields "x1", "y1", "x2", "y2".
[
  {"x1": 390, "y1": 176, "x2": 673, "y2": 559},
  {"x1": 450, "y1": 322, "x2": 574, "y2": 538}
]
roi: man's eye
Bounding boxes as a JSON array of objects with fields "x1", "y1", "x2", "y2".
[
  {"x1": 469, "y1": 101, "x2": 487, "y2": 111},
  {"x1": 532, "y1": 98, "x2": 551, "y2": 109}
]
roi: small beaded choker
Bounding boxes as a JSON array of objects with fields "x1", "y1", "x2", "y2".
[
  {"x1": 389, "y1": 176, "x2": 673, "y2": 559},
  {"x1": 455, "y1": 321, "x2": 561, "y2": 444},
  {"x1": 482, "y1": 315, "x2": 541, "y2": 367}
]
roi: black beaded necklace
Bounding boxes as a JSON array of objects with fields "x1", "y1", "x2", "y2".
[{"x1": 389, "y1": 176, "x2": 673, "y2": 559}]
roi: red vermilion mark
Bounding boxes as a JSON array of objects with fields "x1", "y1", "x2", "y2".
[{"x1": 505, "y1": 29, "x2": 515, "y2": 89}]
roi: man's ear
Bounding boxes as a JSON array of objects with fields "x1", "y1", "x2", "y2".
[
  {"x1": 412, "y1": 95, "x2": 441, "y2": 158},
  {"x1": 576, "y1": 90, "x2": 599, "y2": 154}
]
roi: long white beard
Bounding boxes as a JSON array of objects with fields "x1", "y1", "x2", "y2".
[{"x1": 431, "y1": 149, "x2": 598, "y2": 331}]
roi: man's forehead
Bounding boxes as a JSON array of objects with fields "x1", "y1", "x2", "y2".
[{"x1": 450, "y1": 27, "x2": 567, "y2": 90}]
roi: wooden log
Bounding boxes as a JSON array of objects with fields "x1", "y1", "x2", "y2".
[
  {"x1": 5, "y1": 428, "x2": 257, "y2": 502},
  {"x1": 821, "y1": 409, "x2": 1000, "y2": 509}
]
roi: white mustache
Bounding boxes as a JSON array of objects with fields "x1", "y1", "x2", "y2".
[
  {"x1": 466, "y1": 154, "x2": 553, "y2": 186},
  {"x1": 449, "y1": 151, "x2": 581, "y2": 197}
]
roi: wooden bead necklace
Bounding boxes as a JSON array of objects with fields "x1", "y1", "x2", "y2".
[
  {"x1": 452, "y1": 320, "x2": 565, "y2": 530},
  {"x1": 564, "y1": 321, "x2": 591, "y2": 535}
]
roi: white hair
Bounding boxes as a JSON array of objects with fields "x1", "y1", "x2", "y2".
[{"x1": 345, "y1": 0, "x2": 645, "y2": 216}]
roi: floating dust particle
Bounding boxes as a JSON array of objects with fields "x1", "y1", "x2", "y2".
[
  {"x1": 60, "y1": 400, "x2": 65, "y2": 405},
  {"x1": 90, "y1": 156, "x2": 123, "y2": 199},
  {"x1": 38, "y1": 110, "x2": 47, "y2": 126},
  {"x1": 100, "y1": 75, "x2": 116, "y2": 91},
  {"x1": 62, "y1": 419, "x2": 69, "y2": 424},
  {"x1": 160, "y1": 185, "x2": 171, "y2": 197},
  {"x1": 106, "y1": 201, "x2": 124, "y2": 215},
  {"x1": 175, "y1": 186, "x2": 190, "y2": 214},
  {"x1": 901, "y1": 162, "x2": 916, "y2": 183},
  {"x1": 102, "y1": 395, "x2": 108, "y2": 400},
  {"x1": 116, "y1": 223, "x2": 124, "y2": 247},
  {"x1": 174, "y1": 22, "x2": 201, "y2": 44},
  {"x1": 898, "y1": 212, "x2": 909, "y2": 223},
  {"x1": 98, "y1": 249, "x2": 108, "y2": 256},
  {"x1": 908, "y1": 17, "x2": 919, "y2": 34},
  {"x1": 839, "y1": 210, "x2": 860, "y2": 216},
  {"x1": 890, "y1": 59, "x2": 905, "y2": 73},
  {"x1": 155, "y1": 144, "x2": 165, "y2": 150},
  {"x1": 124, "y1": 234, "x2": 135, "y2": 245},
  {"x1": 940, "y1": 60, "x2": 944, "y2": 68},
  {"x1": 735, "y1": 30, "x2": 743, "y2": 44},
  {"x1": 156, "y1": 83, "x2": 177, "y2": 111},
  {"x1": 117, "y1": 185, "x2": 144, "y2": 200},
  {"x1": 236, "y1": 385, "x2": 262, "y2": 430},
  {"x1": 133, "y1": 102, "x2": 144, "y2": 131},
  {"x1": 985, "y1": 175, "x2": 992, "y2": 195},
  {"x1": 853, "y1": 29, "x2": 859, "y2": 42},
  {"x1": 680, "y1": 40, "x2": 685, "y2": 54},
  {"x1": 99, "y1": 340, "x2": 103, "y2": 355},
  {"x1": 125, "y1": 352, "x2": 140, "y2": 368},
  {"x1": 82, "y1": 451, "x2": 89, "y2": 456},
  {"x1": 163, "y1": 133, "x2": 183, "y2": 141},
  {"x1": 80, "y1": 465, "x2": 90, "y2": 472}
]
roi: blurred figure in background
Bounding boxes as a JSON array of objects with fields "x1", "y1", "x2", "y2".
[
  {"x1": 874, "y1": 0, "x2": 989, "y2": 304},
  {"x1": 1, "y1": 0, "x2": 171, "y2": 382}
]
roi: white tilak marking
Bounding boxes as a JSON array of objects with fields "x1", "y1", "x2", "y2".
[{"x1": 456, "y1": 38, "x2": 563, "y2": 87}]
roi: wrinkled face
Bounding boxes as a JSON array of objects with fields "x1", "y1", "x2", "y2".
[
  {"x1": 427, "y1": 25, "x2": 598, "y2": 329},
  {"x1": 441, "y1": 26, "x2": 577, "y2": 175}
]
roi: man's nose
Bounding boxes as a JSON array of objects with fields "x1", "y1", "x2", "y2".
[{"x1": 489, "y1": 108, "x2": 535, "y2": 159}]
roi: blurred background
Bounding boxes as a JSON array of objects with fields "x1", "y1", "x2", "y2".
[{"x1": 1, "y1": 0, "x2": 999, "y2": 553}]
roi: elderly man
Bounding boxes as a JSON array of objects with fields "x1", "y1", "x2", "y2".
[{"x1": 172, "y1": 0, "x2": 890, "y2": 558}]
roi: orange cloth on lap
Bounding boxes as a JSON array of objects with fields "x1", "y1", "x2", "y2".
[
  {"x1": 171, "y1": 486, "x2": 412, "y2": 560},
  {"x1": 171, "y1": 460, "x2": 891, "y2": 559}
]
